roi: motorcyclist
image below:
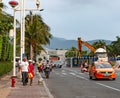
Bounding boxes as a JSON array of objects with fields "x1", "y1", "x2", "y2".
[
  {"x1": 38, "y1": 61, "x2": 43, "y2": 72},
  {"x1": 81, "y1": 60, "x2": 89, "y2": 72},
  {"x1": 44, "y1": 60, "x2": 50, "y2": 68},
  {"x1": 84, "y1": 60, "x2": 89, "y2": 69},
  {"x1": 43, "y1": 60, "x2": 51, "y2": 78}
]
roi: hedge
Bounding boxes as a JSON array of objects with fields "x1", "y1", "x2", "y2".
[{"x1": 0, "y1": 61, "x2": 13, "y2": 76}]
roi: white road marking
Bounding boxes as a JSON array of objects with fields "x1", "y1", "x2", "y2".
[
  {"x1": 62, "y1": 70, "x2": 65, "y2": 73},
  {"x1": 64, "y1": 68, "x2": 84, "y2": 74},
  {"x1": 69, "y1": 72, "x2": 76, "y2": 76},
  {"x1": 62, "y1": 72, "x2": 67, "y2": 75},
  {"x1": 75, "y1": 75, "x2": 89, "y2": 80},
  {"x1": 54, "y1": 70, "x2": 67, "y2": 77},
  {"x1": 55, "y1": 72, "x2": 59, "y2": 75},
  {"x1": 64, "y1": 68, "x2": 120, "y2": 92},
  {"x1": 96, "y1": 82, "x2": 120, "y2": 92},
  {"x1": 69, "y1": 72, "x2": 88, "y2": 80}
]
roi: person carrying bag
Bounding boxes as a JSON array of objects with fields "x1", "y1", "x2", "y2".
[{"x1": 28, "y1": 60, "x2": 34, "y2": 86}]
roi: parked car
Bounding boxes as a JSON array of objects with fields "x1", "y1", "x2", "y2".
[{"x1": 89, "y1": 60, "x2": 116, "y2": 80}]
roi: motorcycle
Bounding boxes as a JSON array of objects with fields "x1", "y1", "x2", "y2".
[
  {"x1": 44, "y1": 66, "x2": 51, "y2": 78},
  {"x1": 80, "y1": 65, "x2": 89, "y2": 73},
  {"x1": 81, "y1": 67, "x2": 88, "y2": 73}
]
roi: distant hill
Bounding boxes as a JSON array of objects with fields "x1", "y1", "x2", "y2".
[{"x1": 45, "y1": 37, "x2": 112, "y2": 50}]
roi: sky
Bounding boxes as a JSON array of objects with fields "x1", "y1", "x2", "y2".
[{"x1": 3, "y1": 0, "x2": 120, "y2": 41}]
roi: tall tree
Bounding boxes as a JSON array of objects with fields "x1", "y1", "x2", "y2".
[
  {"x1": 0, "y1": 2, "x2": 13, "y2": 35},
  {"x1": 0, "y1": 1, "x2": 6, "y2": 11},
  {"x1": 111, "y1": 36, "x2": 120, "y2": 56},
  {"x1": 25, "y1": 11, "x2": 52, "y2": 59},
  {"x1": 88, "y1": 40, "x2": 107, "y2": 56},
  {"x1": 0, "y1": 2, "x2": 14, "y2": 61},
  {"x1": 92, "y1": 40, "x2": 106, "y2": 49},
  {"x1": 65, "y1": 47, "x2": 78, "y2": 57}
]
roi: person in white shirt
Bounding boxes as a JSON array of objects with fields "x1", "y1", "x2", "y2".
[{"x1": 20, "y1": 57, "x2": 29, "y2": 86}]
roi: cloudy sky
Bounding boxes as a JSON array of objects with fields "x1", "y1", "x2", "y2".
[{"x1": 3, "y1": 0, "x2": 120, "y2": 41}]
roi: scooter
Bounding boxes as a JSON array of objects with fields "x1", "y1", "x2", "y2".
[
  {"x1": 80, "y1": 65, "x2": 89, "y2": 73},
  {"x1": 81, "y1": 67, "x2": 88, "y2": 73}
]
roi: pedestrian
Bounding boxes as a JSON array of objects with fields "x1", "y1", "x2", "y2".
[
  {"x1": 28, "y1": 60, "x2": 34, "y2": 86},
  {"x1": 20, "y1": 57, "x2": 29, "y2": 86},
  {"x1": 38, "y1": 60, "x2": 43, "y2": 72}
]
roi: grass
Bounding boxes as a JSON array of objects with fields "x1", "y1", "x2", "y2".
[{"x1": 0, "y1": 61, "x2": 13, "y2": 76}]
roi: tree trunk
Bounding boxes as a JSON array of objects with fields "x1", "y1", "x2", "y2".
[{"x1": 30, "y1": 44, "x2": 33, "y2": 60}]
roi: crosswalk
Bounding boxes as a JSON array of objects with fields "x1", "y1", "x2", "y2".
[
  {"x1": 52, "y1": 68, "x2": 120, "y2": 79},
  {"x1": 53, "y1": 68, "x2": 86, "y2": 78}
]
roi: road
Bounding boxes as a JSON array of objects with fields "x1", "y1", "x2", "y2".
[{"x1": 43, "y1": 66, "x2": 120, "y2": 98}]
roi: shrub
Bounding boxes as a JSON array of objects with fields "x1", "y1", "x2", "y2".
[{"x1": 0, "y1": 61, "x2": 13, "y2": 76}]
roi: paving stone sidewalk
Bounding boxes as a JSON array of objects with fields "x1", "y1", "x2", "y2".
[
  {"x1": 0, "y1": 70, "x2": 54, "y2": 98},
  {"x1": 0, "y1": 73, "x2": 12, "y2": 98}
]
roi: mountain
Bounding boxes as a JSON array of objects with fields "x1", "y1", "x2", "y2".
[{"x1": 45, "y1": 37, "x2": 112, "y2": 50}]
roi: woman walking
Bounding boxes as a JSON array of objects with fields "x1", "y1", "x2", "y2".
[{"x1": 28, "y1": 60, "x2": 34, "y2": 86}]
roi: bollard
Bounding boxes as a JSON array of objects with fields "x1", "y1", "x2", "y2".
[{"x1": 11, "y1": 76, "x2": 15, "y2": 87}]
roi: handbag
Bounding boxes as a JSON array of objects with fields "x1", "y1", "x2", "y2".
[{"x1": 28, "y1": 72, "x2": 33, "y2": 78}]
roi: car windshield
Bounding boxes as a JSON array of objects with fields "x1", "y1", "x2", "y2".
[{"x1": 96, "y1": 63, "x2": 112, "y2": 68}]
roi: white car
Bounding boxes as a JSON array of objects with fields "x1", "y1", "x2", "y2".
[{"x1": 53, "y1": 60, "x2": 63, "y2": 68}]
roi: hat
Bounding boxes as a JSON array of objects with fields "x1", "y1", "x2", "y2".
[{"x1": 28, "y1": 60, "x2": 32, "y2": 62}]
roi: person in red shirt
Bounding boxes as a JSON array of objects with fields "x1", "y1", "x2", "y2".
[{"x1": 28, "y1": 60, "x2": 34, "y2": 86}]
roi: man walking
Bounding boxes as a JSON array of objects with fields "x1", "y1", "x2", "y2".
[{"x1": 20, "y1": 57, "x2": 29, "y2": 86}]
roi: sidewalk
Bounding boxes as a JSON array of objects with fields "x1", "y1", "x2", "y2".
[{"x1": 0, "y1": 69, "x2": 54, "y2": 98}]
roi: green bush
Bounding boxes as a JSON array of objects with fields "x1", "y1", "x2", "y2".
[{"x1": 0, "y1": 61, "x2": 13, "y2": 76}]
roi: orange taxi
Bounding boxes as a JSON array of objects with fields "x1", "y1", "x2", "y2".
[{"x1": 89, "y1": 61, "x2": 116, "y2": 80}]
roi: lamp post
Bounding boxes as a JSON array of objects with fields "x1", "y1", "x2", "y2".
[
  {"x1": 20, "y1": 0, "x2": 25, "y2": 62},
  {"x1": 9, "y1": 0, "x2": 18, "y2": 77},
  {"x1": 9, "y1": 0, "x2": 41, "y2": 65}
]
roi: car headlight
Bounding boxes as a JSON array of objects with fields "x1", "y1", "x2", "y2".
[{"x1": 96, "y1": 71, "x2": 101, "y2": 73}]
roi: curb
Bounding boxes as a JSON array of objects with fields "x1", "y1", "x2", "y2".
[{"x1": 40, "y1": 74, "x2": 54, "y2": 98}]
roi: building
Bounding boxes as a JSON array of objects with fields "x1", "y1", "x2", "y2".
[{"x1": 36, "y1": 48, "x2": 67, "y2": 62}]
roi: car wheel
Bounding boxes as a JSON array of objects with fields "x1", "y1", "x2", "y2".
[
  {"x1": 94, "y1": 74, "x2": 97, "y2": 80},
  {"x1": 89, "y1": 76, "x2": 92, "y2": 79},
  {"x1": 59, "y1": 65, "x2": 62, "y2": 68},
  {"x1": 112, "y1": 78, "x2": 116, "y2": 80}
]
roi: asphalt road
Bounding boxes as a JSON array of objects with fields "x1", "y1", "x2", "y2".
[{"x1": 44, "y1": 67, "x2": 120, "y2": 98}]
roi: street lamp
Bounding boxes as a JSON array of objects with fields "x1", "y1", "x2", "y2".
[
  {"x1": 9, "y1": 0, "x2": 42, "y2": 66},
  {"x1": 9, "y1": 0, "x2": 18, "y2": 77}
]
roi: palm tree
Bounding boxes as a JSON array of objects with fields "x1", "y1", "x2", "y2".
[
  {"x1": 0, "y1": 1, "x2": 6, "y2": 11},
  {"x1": 65, "y1": 47, "x2": 78, "y2": 57},
  {"x1": 0, "y1": 13, "x2": 13, "y2": 35},
  {"x1": 106, "y1": 44, "x2": 114, "y2": 57},
  {"x1": 25, "y1": 11, "x2": 52, "y2": 59},
  {"x1": 0, "y1": 2, "x2": 13, "y2": 35},
  {"x1": 92, "y1": 40, "x2": 106, "y2": 49},
  {"x1": 0, "y1": 1, "x2": 15, "y2": 61},
  {"x1": 88, "y1": 40, "x2": 107, "y2": 56},
  {"x1": 111, "y1": 36, "x2": 120, "y2": 56}
]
